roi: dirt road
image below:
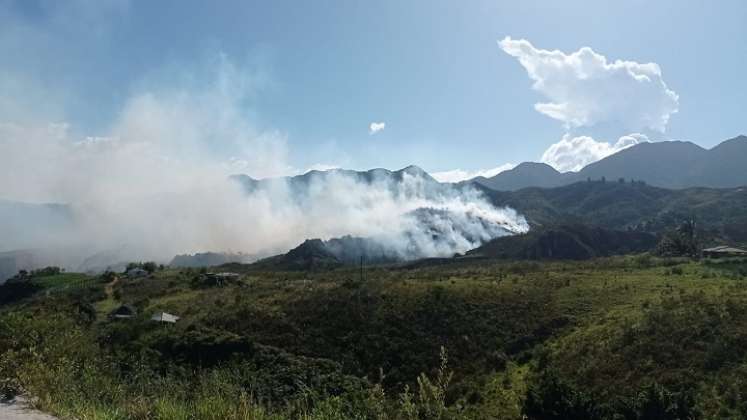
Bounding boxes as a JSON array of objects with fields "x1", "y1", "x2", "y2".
[{"x1": 0, "y1": 397, "x2": 58, "y2": 420}]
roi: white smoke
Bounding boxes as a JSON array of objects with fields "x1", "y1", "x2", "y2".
[
  {"x1": 239, "y1": 170, "x2": 528, "y2": 260},
  {"x1": 0, "y1": 56, "x2": 528, "y2": 271}
]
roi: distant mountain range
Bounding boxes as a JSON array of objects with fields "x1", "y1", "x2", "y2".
[
  {"x1": 231, "y1": 135, "x2": 747, "y2": 196},
  {"x1": 231, "y1": 165, "x2": 438, "y2": 191},
  {"x1": 248, "y1": 180, "x2": 747, "y2": 269},
  {"x1": 480, "y1": 181, "x2": 747, "y2": 245},
  {"x1": 472, "y1": 135, "x2": 747, "y2": 190},
  {"x1": 231, "y1": 165, "x2": 441, "y2": 197},
  {"x1": 2, "y1": 135, "x2": 746, "y2": 278}
]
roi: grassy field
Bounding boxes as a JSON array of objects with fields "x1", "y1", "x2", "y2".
[
  {"x1": 2, "y1": 256, "x2": 747, "y2": 419},
  {"x1": 30, "y1": 272, "x2": 100, "y2": 292}
]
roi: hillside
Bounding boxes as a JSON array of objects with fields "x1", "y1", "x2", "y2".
[
  {"x1": 252, "y1": 236, "x2": 405, "y2": 271},
  {"x1": 3, "y1": 256, "x2": 747, "y2": 418},
  {"x1": 480, "y1": 180, "x2": 747, "y2": 244},
  {"x1": 473, "y1": 135, "x2": 747, "y2": 190},
  {"x1": 467, "y1": 224, "x2": 658, "y2": 260}
]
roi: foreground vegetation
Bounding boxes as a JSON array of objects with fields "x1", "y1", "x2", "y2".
[{"x1": 2, "y1": 256, "x2": 747, "y2": 419}]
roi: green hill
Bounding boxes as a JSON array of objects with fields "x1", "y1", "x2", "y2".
[
  {"x1": 480, "y1": 180, "x2": 747, "y2": 245},
  {"x1": 467, "y1": 224, "x2": 658, "y2": 260},
  {"x1": 3, "y1": 256, "x2": 747, "y2": 418}
]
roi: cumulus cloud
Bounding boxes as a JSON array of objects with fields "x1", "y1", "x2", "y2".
[
  {"x1": 369, "y1": 121, "x2": 386, "y2": 135},
  {"x1": 499, "y1": 37, "x2": 679, "y2": 132},
  {"x1": 431, "y1": 163, "x2": 516, "y2": 183},
  {"x1": 541, "y1": 133, "x2": 649, "y2": 172}
]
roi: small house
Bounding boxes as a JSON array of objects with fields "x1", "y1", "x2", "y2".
[
  {"x1": 703, "y1": 245, "x2": 747, "y2": 258},
  {"x1": 151, "y1": 312, "x2": 180, "y2": 323},
  {"x1": 109, "y1": 304, "x2": 137, "y2": 320},
  {"x1": 202, "y1": 272, "x2": 241, "y2": 287}
]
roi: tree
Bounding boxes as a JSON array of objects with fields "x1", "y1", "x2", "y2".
[
  {"x1": 30, "y1": 266, "x2": 61, "y2": 277},
  {"x1": 631, "y1": 383, "x2": 699, "y2": 420},
  {"x1": 655, "y1": 218, "x2": 699, "y2": 257},
  {"x1": 102, "y1": 270, "x2": 117, "y2": 282},
  {"x1": 142, "y1": 261, "x2": 158, "y2": 274},
  {"x1": 523, "y1": 370, "x2": 597, "y2": 420}
]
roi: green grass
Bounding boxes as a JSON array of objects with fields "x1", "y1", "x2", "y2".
[
  {"x1": 30, "y1": 272, "x2": 97, "y2": 291},
  {"x1": 3, "y1": 256, "x2": 747, "y2": 418}
]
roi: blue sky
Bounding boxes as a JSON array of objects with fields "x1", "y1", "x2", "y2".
[{"x1": 1, "y1": 0, "x2": 746, "y2": 181}]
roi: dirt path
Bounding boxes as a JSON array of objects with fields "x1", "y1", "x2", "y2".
[
  {"x1": 105, "y1": 275, "x2": 120, "y2": 298},
  {"x1": 0, "y1": 397, "x2": 58, "y2": 420}
]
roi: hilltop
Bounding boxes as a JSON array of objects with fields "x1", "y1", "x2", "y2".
[{"x1": 231, "y1": 164, "x2": 439, "y2": 196}]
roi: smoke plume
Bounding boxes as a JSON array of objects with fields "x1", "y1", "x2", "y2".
[{"x1": 0, "y1": 56, "x2": 528, "y2": 272}]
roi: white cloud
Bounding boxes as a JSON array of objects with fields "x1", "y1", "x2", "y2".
[
  {"x1": 541, "y1": 133, "x2": 649, "y2": 172},
  {"x1": 369, "y1": 121, "x2": 386, "y2": 135},
  {"x1": 431, "y1": 163, "x2": 516, "y2": 183},
  {"x1": 499, "y1": 37, "x2": 679, "y2": 132}
]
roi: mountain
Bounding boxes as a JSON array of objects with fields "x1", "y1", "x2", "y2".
[
  {"x1": 169, "y1": 252, "x2": 261, "y2": 268},
  {"x1": 231, "y1": 165, "x2": 440, "y2": 196},
  {"x1": 480, "y1": 180, "x2": 747, "y2": 245},
  {"x1": 251, "y1": 236, "x2": 403, "y2": 271},
  {"x1": 471, "y1": 162, "x2": 574, "y2": 191},
  {"x1": 467, "y1": 224, "x2": 658, "y2": 260},
  {"x1": 472, "y1": 135, "x2": 747, "y2": 190},
  {"x1": 578, "y1": 141, "x2": 707, "y2": 188},
  {"x1": 698, "y1": 136, "x2": 747, "y2": 187}
]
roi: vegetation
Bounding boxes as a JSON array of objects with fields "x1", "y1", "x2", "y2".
[
  {"x1": 482, "y1": 181, "x2": 747, "y2": 245},
  {"x1": 2, "y1": 256, "x2": 747, "y2": 418},
  {"x1": 468, "y1": 224, "x2": 657, "y2": 260},
  {"x1": 655, "y1": 219, "x2": 700, "y2": 257}
]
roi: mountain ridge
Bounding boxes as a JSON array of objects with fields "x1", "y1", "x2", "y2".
[{"x1": 472, "y1": 135, "x2": 747, "y2": 191}]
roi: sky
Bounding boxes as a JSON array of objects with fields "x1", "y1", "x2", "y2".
[{"x1": 2, "y1": 0, "x2": 746, "y2": 185}]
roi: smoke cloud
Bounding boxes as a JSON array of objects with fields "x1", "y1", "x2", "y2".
[{"x1": 0, "y1": 56, "x2": 528, "y2": 272}]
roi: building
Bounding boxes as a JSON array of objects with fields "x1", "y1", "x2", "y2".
[
  {"x1": 109, "y1": 304, "x2": 137, "y2": 320},
  {"x1": 703, "y1": 245, "x2": 747, "y2": 258},
  {"x1": 202, "y1": 272, "x2": 241, "y2": 287},
  {"x1": 151, "y1": 312, "x2": 180, "y2": 323}
]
